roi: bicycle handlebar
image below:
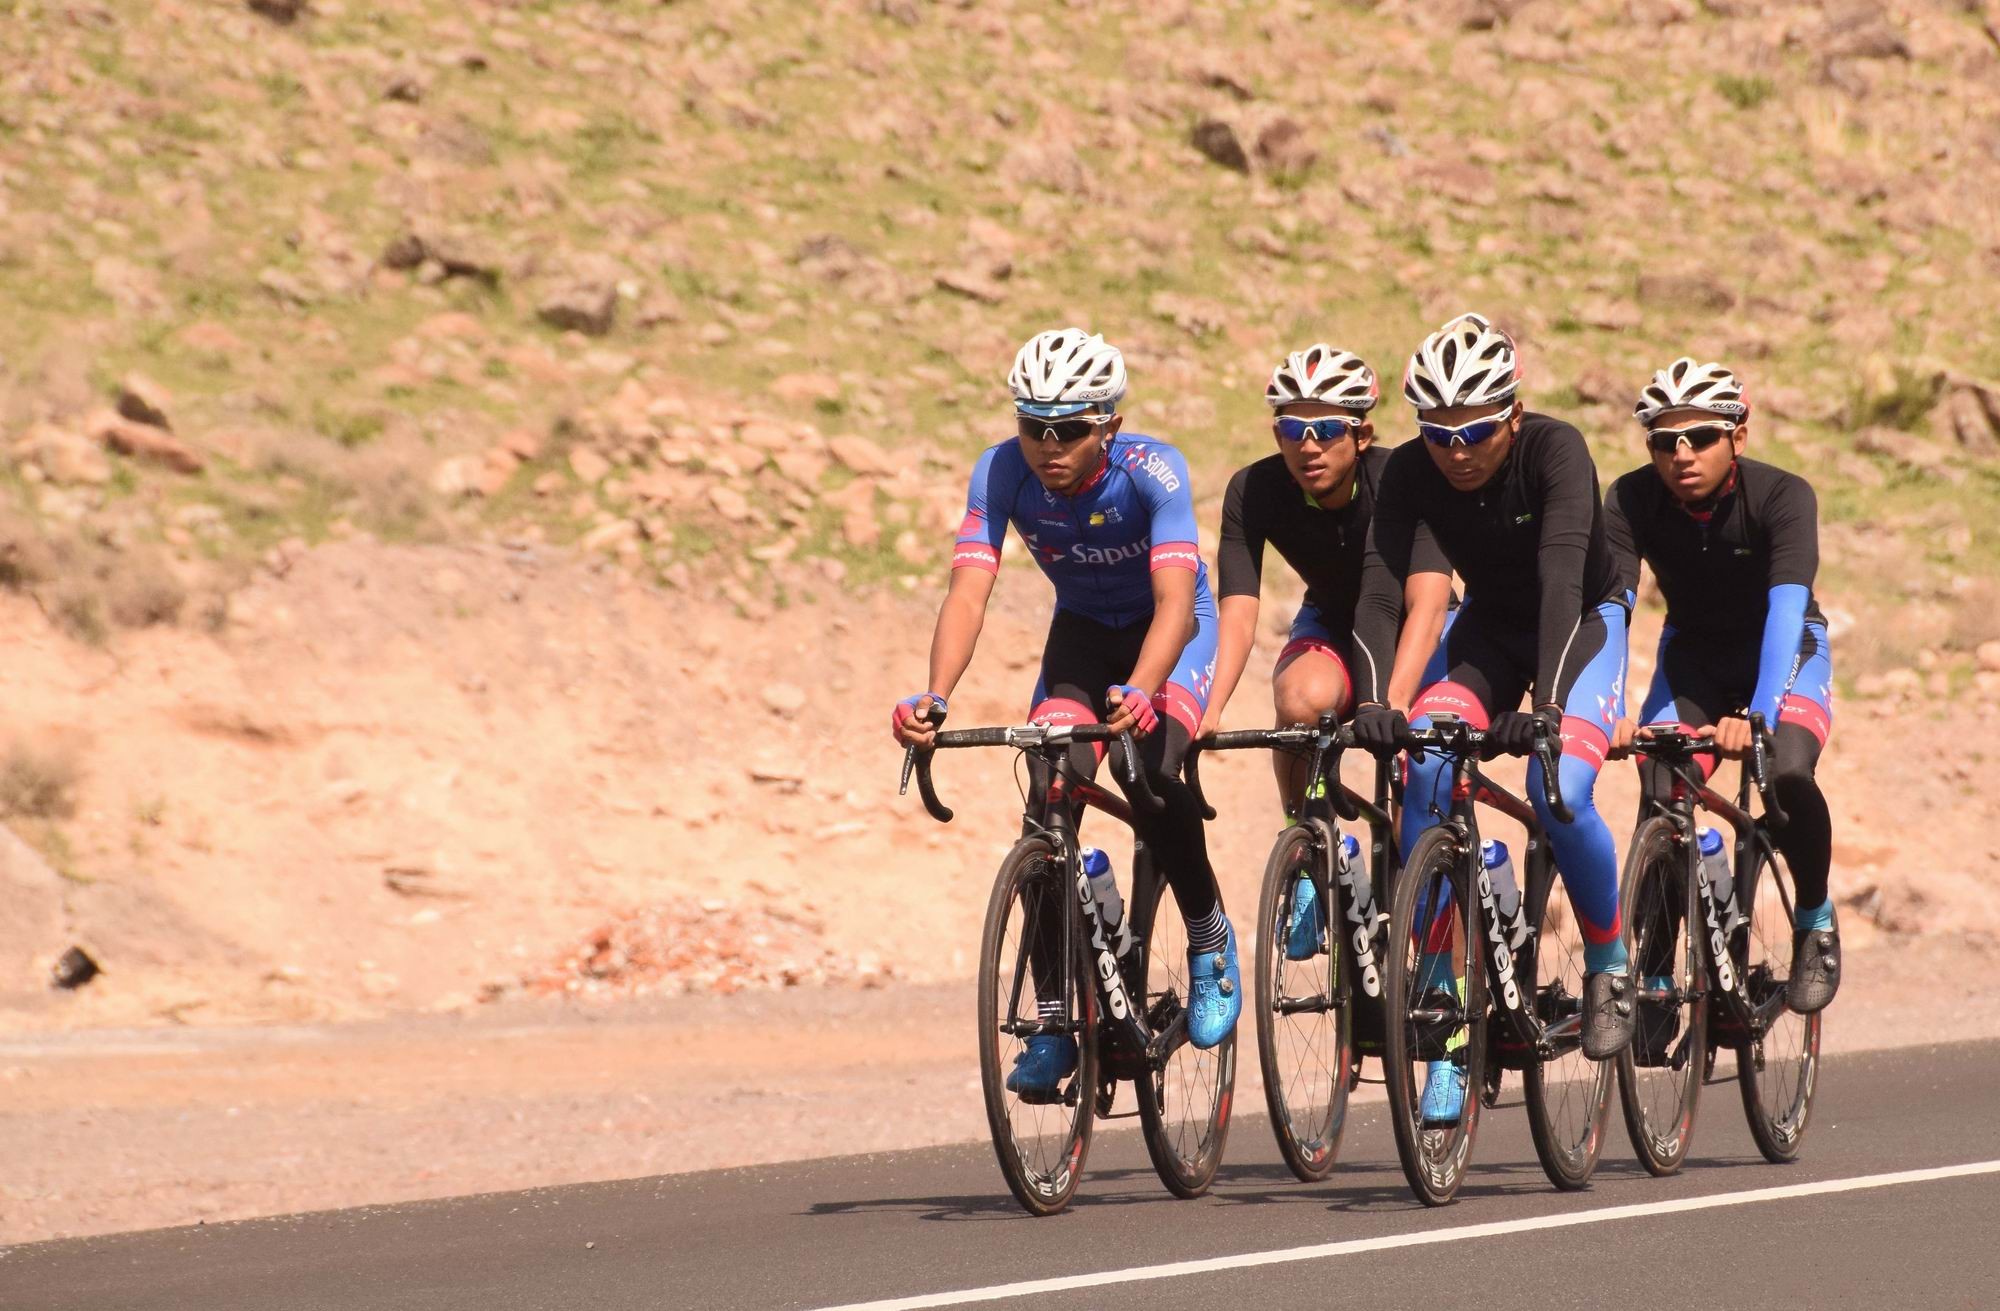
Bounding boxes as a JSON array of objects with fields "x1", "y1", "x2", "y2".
[
  {"x1": 1185, "y1": 720, "x2": 1360, "y2": 823},
  {"x1": 1399, "y1": 714, "x2": 1571, "y2": 825},
  {"x1": 1633, "y1": 716, "x2": 1789, "y2": 830},
  {"x1": 896, "y1": 716, "x2": 1159, "y2": 824}
]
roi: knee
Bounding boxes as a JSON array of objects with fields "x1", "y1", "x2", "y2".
[
  {"x1": 1534, "y1": 756, "x2": 1602, "y2": 830},
  {"x1": 1273, "y1": 663, "x2": 1345, "y2": 725}
]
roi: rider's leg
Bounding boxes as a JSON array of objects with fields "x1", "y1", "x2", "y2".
[
  {"x1": 1270, "y1": 606, "x2": 1354, "y2": 818},
  {"x1": 1771, "y1": 622, "x2": 1834, "y2": 927},
  {"x1": 1529, "y1": 601, "x2": 1630, "y2": 977},
  {"x1": 1772, "y1": 623, "x2": 1838, "y2": 1013}
]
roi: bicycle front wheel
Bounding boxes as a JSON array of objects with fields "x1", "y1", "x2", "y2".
[
  {"x1": 977, "y1": 835, "x2": 1097, "y2": 1216},
  {"x1": 1522, "y1": 857, "x2": 1614, "y2": 1191},
  {"x1": 1254, "y1": 821, "x2": 1352, "y2": 1182},
  {"x1": 1734, "y1": 839, "x2": 1820, "y2": 1163},
  {"x1": 1135, "y1": 871, "x2": 1236, "y2": 1198},
  {"x1": 1382, "y1": 826, "x2": 1485, "y2": 1207},
  {"x1": 1616, "y1": 816, "x2": 1708, "y2": 1176}
]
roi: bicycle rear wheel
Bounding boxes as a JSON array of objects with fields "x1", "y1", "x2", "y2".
[
  {"x1": 1135, "y1": 868, "x2": 1236, "y2": 1198},
  {"x1": 1382, "y1": 826, "x2": 1485, "y2": 1207},
  {"x1": 1616, "y1": 816, "x2": 1708, "y2": 1176},
  {"x1": 977, "y1": 835, "x2": 1097, "y2": 1216},
  {"x1": 1734, "y1": 840, "x2": 1820, "y2": 1163},
  {"x1": 1254, "y1": 821, "x2": 1351, "y2": 1183},
  {"x1": 1522, "y1": 858, "x2": 1613, "y2": 1191}
]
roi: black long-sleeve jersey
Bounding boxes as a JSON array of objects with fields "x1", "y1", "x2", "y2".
[
  {"x1": 1353, "y1": 413, "x2": 1623, "y2": 705},
  {"x1": 1215, "y1": 444, "x2": 1448, "y2": 631},
  {"x1": 1603, "y1": 457, "x2": 1824, "y2": 641}
]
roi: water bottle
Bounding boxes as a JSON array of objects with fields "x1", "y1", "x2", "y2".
[
  {"x1": 1082, "y1": 846, "x2": 1123, "y2": 931},
  {"x1": 1480, "y1": 839, "x2": 1521, "y2": 927},
  {"x1": 1697, "y1": 826, "x2": 1733, "y2": 912},
  {"x1": 1338, "y1": 832, "x2": 1364, "y2": 896}
]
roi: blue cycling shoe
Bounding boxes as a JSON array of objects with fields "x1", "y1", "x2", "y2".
[
  {"x1": 1005, "y1": 1033, "x2": 1078, "y2": 1102},
  {"x1": 1186, "y1": 920, "x2": 1242, "y2": 1050},
  {"x1": 1419, "y1": 1059, "x2": 1467, "y2": 1127},
  {"x1": 1285, "y1": 874, "x2": 1325, "y2": 961}
]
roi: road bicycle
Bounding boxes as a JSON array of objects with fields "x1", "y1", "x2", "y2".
[
  {"x1": 899, "y1": 716, "x2": 1235, "y2": 1216},
  {"x1": 1616, "y1": 712, "x2": 1819, "y2": 1172},
  {"x1": 1375, "y1": 714, "x2": 1616, "y2": 1204},
  {"x1": 1185, "y1": 716, "x2": 1393, "y2": 1182}
]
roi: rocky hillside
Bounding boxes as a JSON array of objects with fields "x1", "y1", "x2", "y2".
[{"x1": 4, "y1": 0, "x2": 1999, "y2": 658}]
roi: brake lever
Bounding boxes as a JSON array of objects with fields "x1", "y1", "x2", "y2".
[
  {"x1": 1118, "y1": 730, "x2": 1166, "y2": 813},
  {"x1": 1747, "y1": 712, "x2": 1788, "y2": 830},
  {"x1": 1532, "y1": 718, "x2": 1574, "y2": 825},
  {"x1": 1185, "y1": 738, "x2": 1217, "y2": 821}
]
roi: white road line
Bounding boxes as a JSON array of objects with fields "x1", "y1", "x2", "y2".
[{"x1": 811, "y1": 1159, "x2": 2000, "y2": 1311}]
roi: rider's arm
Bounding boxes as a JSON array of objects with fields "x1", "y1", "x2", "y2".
[
  {"x1": 1531, "y1": 423, "x2": 1600, "y2": 705},
  {"x1": 925, "y1": 566, "x2": 996, "y2": 701},
  {"x1": 1386, "y1": 569, "x2": 1451, "y2": 710},
  {"x1": 1351, "y1": 445, "x2": 1420, "y2": 708},
  {"x1": 1748, "y1": 475, "x2": 1819, "y2": 727},
  {"x1": 1602, "y1": 472, "x2": 1644, "y2": 604},
  {"x1": 1204, "y1": 466, "x2": 1264, "y2": 732},
  {"x1": 1127, "y1": 565, "x2": 1197, "y2": 696},
  {"x1": 924, "y1": 444, "x2": 1014, "y2": 701}
]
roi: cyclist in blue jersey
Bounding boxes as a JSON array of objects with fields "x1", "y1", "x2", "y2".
[
  {"x1": 1352, "y1": 313, "x2": 1635, "y2": 1126},
  {"x1": 1606, "y1": 359, "x2": 1839, "y2": 1012},
  {"x1": 892, "y1": 329, "x2": 1238, "y2": 1094}
]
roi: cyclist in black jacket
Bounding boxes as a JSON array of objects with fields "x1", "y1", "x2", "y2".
[
  {"x1": 1205, "y1": 345, "x2": 1452, "y2": 962},
  {"x1": 1605, "y1": 358, "x2": 1838, "y2": 1012},
  {"x1": 1351, "y1": 313, "x2": 1634, "y2": 1126}
]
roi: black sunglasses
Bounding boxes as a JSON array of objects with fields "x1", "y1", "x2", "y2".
[
  {"x1": 1645, "y1": 421, "x2": 1736, "y2": 455},
  {"x1": 1016, "y1": 413, "x2": 1115, "y2": 445}
]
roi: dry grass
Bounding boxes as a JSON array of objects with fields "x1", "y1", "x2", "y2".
[{"x1": 0, "y1": 736, "x2": 83, "y2": 821}]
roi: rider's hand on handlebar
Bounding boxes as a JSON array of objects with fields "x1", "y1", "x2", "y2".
[
  {"x1": 1106, "y1": 684, "x2": 1158, "y2": 738},
  {"x1": 1701, "y1": 715, "x2": 1754, "y2": 759},
  {"x1": 1351, "y1": 703, "x2": 1411, "y2": 757},
  {"x1": 1195, "y1": 707, "x2": 1221, "y2": 740},
  {"x1": 891, "y1": 692, "x2": 947, "y2": 747},
  {"x1": 1607, "y1": 716, "x2": 1639, "y2": 760},
  {"x1": 1485, "y1": 705, "x2": 1560, "y2": 761}
]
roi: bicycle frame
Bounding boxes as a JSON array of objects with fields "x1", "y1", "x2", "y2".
[
  {"x1": 1634, "y1": 717, "x2": 1792, "y2": 1043},
  {"x1": 1189, "y1": 716, "x2": 1395, "y2": 1031},
  {"x1": 902, "y1": 723, "x2": 1188, "y2": 1078},
  {"x1": 1402, "y1": 715, "x2": 1573, "y2": 1061}
]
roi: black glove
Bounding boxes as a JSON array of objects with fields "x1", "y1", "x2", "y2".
[
  {"x1": 1351, "y1": 703, "x2": 1412, "y2": 757},
  {"x1": 1485, "y1": 705, "x2": 1561, "y2": 760}
]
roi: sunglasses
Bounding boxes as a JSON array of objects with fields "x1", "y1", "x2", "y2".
[
  {"x1": 1016, "y1": 412, "x2": 1116, "y2": 445},
  {"x1": 1274, "y1": 415, "x2": 1363, "y2": 444},
  {"x1": 1418, "y1": 411, "x2": 1513, "y2": 448},
  {"x1": 1645, "y1": 421, "x2": 1737, "y2": 455}
]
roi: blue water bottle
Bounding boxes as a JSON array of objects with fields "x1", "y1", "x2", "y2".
[{"x1": 1480, "y1": 838, "x2": 1521, "y2": 927}]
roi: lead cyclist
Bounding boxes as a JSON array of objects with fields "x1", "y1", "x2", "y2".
[{"x1": 891, "y1": 329, "x2": 1240, "y2": 1096}]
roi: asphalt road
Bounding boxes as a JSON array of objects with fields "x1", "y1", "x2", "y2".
[{"x1": 9, "y1": 1040, "x2": 2000, "y2": 1311}]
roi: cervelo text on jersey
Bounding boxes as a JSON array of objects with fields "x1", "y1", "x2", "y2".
[{"x1": 952, "y1": 433, "x2": 1212, "y2": 628}]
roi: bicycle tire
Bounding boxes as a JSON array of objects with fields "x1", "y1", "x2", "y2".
[
  {"x1": 1135, "y1": 868, "x2": 1236, "y2": 1198},
  {"x1": 1522, "y1": 854, "x2": 1614, "y2": 1191},
  {"x1": 1614, "y1": 816, "x2": 1708, "y2": 1177},
  {"x1": 1253, "y1": 821, "x2": 1352, "y2": 1183},
  {"x1": 1734, "y1": 840, "x2": 1820, "y2": 1163},
  {"x1": 977, "y1": 835, "x2": 1097, "y2": 1216},
  {"x1": 1382, "y1": 826, "x2": 1485, "y2": 1207}
]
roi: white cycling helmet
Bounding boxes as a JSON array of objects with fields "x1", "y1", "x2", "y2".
[
  {"x1": 1009, "y1": 328, "x2": 1127, "y2": 418},
  {"x1": 1633, "y1": 357, "x2": 1749, "y2": 426},
  {"x1": 1265, "y1": 344, "x2": 1380, "y2": 411},
  {"x1": 1402, "y1": 311, "x2": 1521, "y2": 410}
]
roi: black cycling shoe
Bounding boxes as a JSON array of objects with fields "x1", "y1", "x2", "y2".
[
  {"x1": 1582, "y1": 972, "x2": 1635, "y2": 1060},
  {"x1": 1787, "y1": 927, "x2": 1840, "y2": 1014}
]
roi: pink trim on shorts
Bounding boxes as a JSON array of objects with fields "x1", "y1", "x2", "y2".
[
  {"x1": 1275, "y1": 638, "x2": 1356, "y2": 718},
  {"x1": 1779, "y1": 693, "x2": 1831, "y2": 747},
  {"x1": 1411, "y1": 681, "x2": 1490, "y2": 730},
  {"x1": 1155, "y1": 682, "x2": 1202, "y2": 738},
  {"x1": 1031, "y1": 697, "x2": 1106, "y2": 762}
]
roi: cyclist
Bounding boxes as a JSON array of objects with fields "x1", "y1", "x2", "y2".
[
  {"x1": 1605, "y1": 359, "x2": 1837, "y2": 1013},
  {"x1": 1204, "y1": 344, "x2": 1452, "y2": 959},
  {"x1": 890, "y1": 328, "x2": 1240, "y2": 1097},
  {"x1": 1351, "y1": 312, "x2": 1634, "y2": 1125}
]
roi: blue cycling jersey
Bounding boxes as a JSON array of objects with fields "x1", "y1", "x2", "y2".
[{"x1": 953, "y1": 433, "x2": 1211, "y2": 627}]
